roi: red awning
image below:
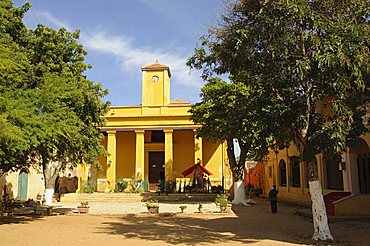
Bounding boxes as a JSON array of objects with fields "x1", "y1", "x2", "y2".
[{"x1": 181, "y1": 164, "x2": 212, "y2": 177}]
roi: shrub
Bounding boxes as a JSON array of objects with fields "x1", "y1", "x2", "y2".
[
  {"x1": 165, "y1": 181, "x2": 176, "y2": 193},
  {"x1": 145, "y1": 200, "x2": 159, "y2": 207},
  {"x1": 80, "y1": 180, "x2": 96, "y2": 193},
  {"x1": 215, "y1": 194, "x2": 230, "y2": 207},
  {"x1": 126, "y1": 176, "x2": 144, "y2": 193},
  {"x1": 115, "y1": 178, "x2": 128, "y2": 192},
  {"x1": 80, "y1": 201, "x2": 89, "y2": 207}
]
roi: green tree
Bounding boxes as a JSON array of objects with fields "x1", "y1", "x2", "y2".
[
  {"x1": 0, "y1": 0, "x2": 109, "y2": 203},
  {"x1": 188, "y1": 0, "x2": 369, "y2": 241},
  {"x1": 190, "y1": 77, "x2": 276, "y2": 205},
  {"x1": 0, "y1": 0, "x2": 33, "y2": 170}
]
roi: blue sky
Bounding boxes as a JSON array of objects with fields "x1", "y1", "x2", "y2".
[{"x1": 13, "y1": 0, "x2": 226, "y2": 106}]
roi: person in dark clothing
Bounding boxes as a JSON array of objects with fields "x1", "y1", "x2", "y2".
[
  {"x1": 159, "y1": 169, "x2": 165, "y2": 192},
  {"x1": 268, "y1": 185, "x2": 279, "y2": 213}
]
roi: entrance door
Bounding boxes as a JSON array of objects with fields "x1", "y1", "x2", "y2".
[
  {"x1": 18, "y1": 170, "x2": 28, "y2": 200},
  {"x1": 358, "y1": 154, "x2": 370, "y2": 194},
  {"x1": 149, "y1": 152, "x2": 165, "y2": 190},
  {"x1": 326, "y1": 157, "x2": 344, "y2": 190}
]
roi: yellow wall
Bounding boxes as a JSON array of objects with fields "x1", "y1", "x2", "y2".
[
  {"x1": 173, "y1": 130, "x2": 194, "y2": 178},
  {"x1": 142, "y1": 69, "x2": 170, "y2": 106},
  {"x1": 203, "y1": 140, "x2": 223, "y2": 178},
  {"x1": 116, "y1": 131, "x2": 136, "y2": 179},
  {"x1": 0, "y1": 168, "x2": 44, "y2": 201},
  {"x1": 96, "y1": 137, "x2": 107, "y2": 179}
]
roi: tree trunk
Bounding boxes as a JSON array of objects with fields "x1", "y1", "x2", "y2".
[
  {"x1": 232, "y1": 180, "x2": 255, "y2": 206},
  {"x1": 226, "y1": 138, "x2": 255, "y2": 206},
  {"x1": 309, "y1": 180, "x2": 333, "y2": 241},
  {"x1": 43, "y1": 160, "x2": 62, "y2": 206},
  {"x1": 307, "y1": 161, "x2": 333, "y2": 241}
]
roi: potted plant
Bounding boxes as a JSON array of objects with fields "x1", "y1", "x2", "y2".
[
  {"x1": 179, "y1": 205, "x2": 187, "y2": 213},
  {"x1": 215, "y1": 194, "x2": 231, "y2": 213},
  {"x1": 145, "y1": 200, "x2": 159, "y2": 214},
  {"x1": 77, "y1": 201, "x2": 90, "y2": 214}
]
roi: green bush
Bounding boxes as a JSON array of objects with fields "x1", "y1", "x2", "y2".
[
  {"x1": 165, "y1": 181, "x2": 176, "y2": 193},
  {"x1": 80, "y1": 180, "x2": 96, "y2": 193},
  {"x1": 215, "y1": 193, "x2": 230, "y2": 207},
  {"x1": 126, "y1": 176, "x2": 144, "y2": 193},
  {"x1": 115, "y1": 178, "x2": 128, "y2": 192}
]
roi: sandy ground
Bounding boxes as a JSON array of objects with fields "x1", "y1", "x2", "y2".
[{"x1": 0, "y1": 199, "x2": 369, "y2": 246}]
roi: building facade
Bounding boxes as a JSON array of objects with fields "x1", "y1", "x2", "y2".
[
  {"x1": 0, "y1": 62, "x2": 231, "y2": 202},
  {"x1": 263, "y1": 133, "x2": 370, "y2": 215},
  {"x1": 86, "y1": 61, "x2": 231, "y2": 192}
]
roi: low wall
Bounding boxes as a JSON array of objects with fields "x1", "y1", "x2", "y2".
[{"x1": 334, "y1": 194, "x2": 370, "y2": 216}]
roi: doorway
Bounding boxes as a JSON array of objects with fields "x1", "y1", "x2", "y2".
[
  {"x1": 149, "y1": 152, "x2": 165, "y2": 190},
  {"x1": 358, "y1": 154, "x2": 370, "y2": 194},
  {"x1": 18, "y1": 170, "x2": 28, "y2": 200}
]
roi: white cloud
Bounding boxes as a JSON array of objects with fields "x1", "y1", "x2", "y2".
[
  {"x1": 25, "y1": 10, "x2": 203, "y2": 99},
  {"x1": 34, "y1": 11, "x2": 73, "y2": 31},
  {"x1": 81, "y1": 29, "x2": 202, "y2": 88}
]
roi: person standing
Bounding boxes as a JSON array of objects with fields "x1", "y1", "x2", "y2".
[{"x1": 268, "y1": 185, "x2": 279, "y2": 213}]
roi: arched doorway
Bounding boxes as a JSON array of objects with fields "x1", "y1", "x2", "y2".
[
  {"x1": 18, "y1": 170, "x2": 28, "y2": 200},
  {"x1": 290, "y1": 156, "x2": 301, "y2": 187},
  {"x1": 278, "y1": 159, "x2": 287, "y2": 187}
]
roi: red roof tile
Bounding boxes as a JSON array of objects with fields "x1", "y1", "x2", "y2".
[
  {"x1": 141, "y1": 60, "x2": 171, "y2": 77},
  {"x1": 170, "y1": 98, "x2": 191, "y2": 105}
]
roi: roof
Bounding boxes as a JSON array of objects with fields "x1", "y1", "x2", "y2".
[
  {"x1": 169, "y1": 98, "x2": 191, "y2": 105},
  {"x1": 141, "y1": 60, "x2": 172, "y2": 77}
]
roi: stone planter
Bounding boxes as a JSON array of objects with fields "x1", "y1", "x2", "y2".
[
  {"x1": 77, "y1": 206, "x2": 90, "y2": 214},
  {"x1": 220, "y1": 204, "x2": 232, "y2": 213},
  {"x1": 147, "y1": 206, "x2": 159, "y2": 214}
]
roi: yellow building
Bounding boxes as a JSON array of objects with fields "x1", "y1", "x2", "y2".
[
  {"x1": 0, "y1": 61, "x2": 231, "y2": 202},
  {"x1": 89, "y1": 61, "x2": 230, "y2": 191},
  {"x1": 263, "y1": 110, "x2": 370, "y2": 216}
]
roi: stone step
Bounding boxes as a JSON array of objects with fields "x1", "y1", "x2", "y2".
[
  {"x1": 141, "y1": 193, "x2": 218, "y2": 202},
  {"x1": 73, "y1": 192, "x2": 219, "y2": 203},
  {"x1": 77, "y1": 193, "x2": 143, "y2": 202}
]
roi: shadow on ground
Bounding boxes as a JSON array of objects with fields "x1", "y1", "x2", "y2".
[
  {"x1": 93, "y1": 199, "x2": 370, "y2": 246},
  {"x1": 94, "y1": 199, "x2": 315, "y2": 245},
  {"x1": 0, "y1": 206, "x2": 74, "y2": 225}
]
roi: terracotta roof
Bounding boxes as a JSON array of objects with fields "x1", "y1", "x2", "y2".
[
  {"x1": 141, "y1": 60, "x2": 171, "y2": 77},
  {"x1": 170, "y1": 98, "x2": 191, "y2": 105}
]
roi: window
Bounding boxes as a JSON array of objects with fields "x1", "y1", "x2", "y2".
[
  {"x1": 151, "y1": 130, "x2": 165, "y2": 143},
  {"x1": 279, "y1": 160, "x2": 287, "y2": 186},
  {"x1": 291, "y1": 157, "x2": 301, "y2": 187}
]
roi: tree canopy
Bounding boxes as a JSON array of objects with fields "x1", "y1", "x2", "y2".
[
  {"x1": 188, "y1": 0, "x2": 369, "y2": 164},
  {"x1": 190, "y1": 77, "x2": 276, "y2": 181},
  {"x1": 0, "y1": 0, "x2": 109, "y2": 174},
  {"x1": 188, "y1": 0, "x2": 369, "y2": 240}
]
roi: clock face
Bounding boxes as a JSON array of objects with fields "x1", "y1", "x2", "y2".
[{"x1": 152, "y1": 75, "x2": 159, "y2": 83}]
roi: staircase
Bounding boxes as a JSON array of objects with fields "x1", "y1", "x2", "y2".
[
  {"x1": 141, "y1": 192, "x2": 218, "y2": 202},
  {"x1": 77, "y1": 193, "x2": 142, "y2": 203},
  {"x1": 75, "y1": 192, "x2": 219, "y2": 203},
  {"x1": 324, "y1": 192, "x2": 351, "y2": 216}
]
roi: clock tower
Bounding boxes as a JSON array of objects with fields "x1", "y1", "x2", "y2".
[{"x1": 141, "y1": 60, "x2": 171, "y2": 106}]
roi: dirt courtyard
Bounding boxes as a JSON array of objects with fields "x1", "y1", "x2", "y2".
[{"x1": 0, "y1": 199, "x2": 369, "y2": 246}]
